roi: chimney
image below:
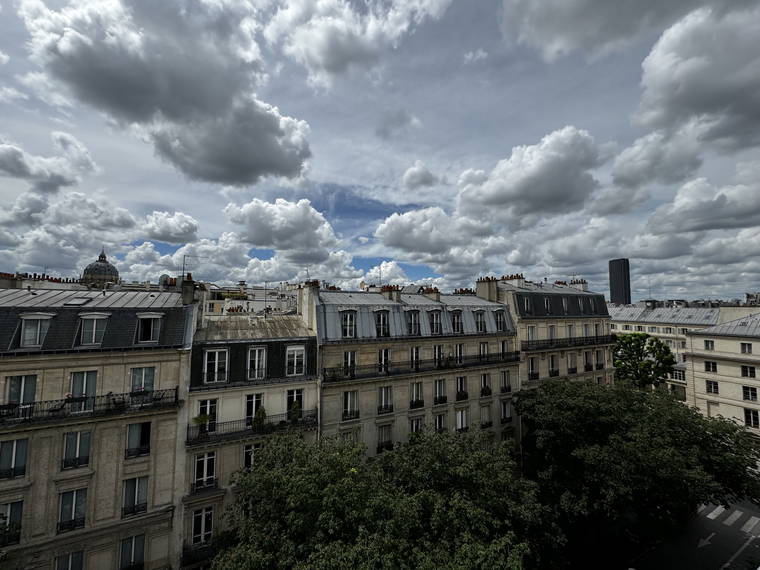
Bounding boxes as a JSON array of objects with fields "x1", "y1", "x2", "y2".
[
  {"x1": 238, "y1": 280, "x2": 246, "y2": 293},
  {"x1": 569, "y1": 278, "x2": 589, "y2": 292},
  {"x1": 381, "y1": 284, "x2": 402, "y2": 302},
  {"x1": 422, "y1": 286, "x2": 440, "y2": 302},
  {"x1": 298, "y1": 280, "x2": 320, "y2": 330},
  {"x1": 181, "y1": 273, "x2": 195, "y2": 305},
  {"x1": 476, "y1": 276, "x2": 498, "y2": 302}
]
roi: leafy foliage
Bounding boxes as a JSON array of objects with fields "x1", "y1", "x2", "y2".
[
  {"x1": 515, "y1": 381, "x2": 760, "y2": 567},
  {"x1": 213, "y1": 430, "x2": 558, "y2": 570},
  {"x1": 613, "y1": 332, "x2": 676, "y2": 388}
]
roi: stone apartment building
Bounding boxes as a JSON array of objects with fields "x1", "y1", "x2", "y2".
[
  {"x1": 684, "y1": 313, "x2": 760, "y2": 432},
  {"x1": 0, "y1": 288, "x2": 196, "y2": 570},
  {"x1": 476, "y1": 276, "x2": 614, "y2": 387},
  {"x1": 180, "y1": 313, "x2": 318, "y2": 568},
  {"x1": 303, "y1": 284, "x2": 520, "y2": 452}
]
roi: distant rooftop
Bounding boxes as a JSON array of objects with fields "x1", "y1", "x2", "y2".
[
  {"x1": 194, "y1": 314, "x2": 314, "y2": 342},
  {"x1": 688, "y1": 312, "x2": 760, "y2": 338},
  {"x1": 0, "y1": 288, "x2": 183, "y2": 309},
  {"x1": 608, "y1": 305, "x2": 720, "y2": 326}
]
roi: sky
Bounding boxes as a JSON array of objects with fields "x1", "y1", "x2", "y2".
[{"x1": 0, "y1": 0, "x2": 759, "y2": 301}]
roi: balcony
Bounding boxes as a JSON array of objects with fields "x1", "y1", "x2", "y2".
[
  {"x1": 323, "y1": 352, "x2": 521, "y2": 383},
  {"x1": 125, "y1": 445, "x2": 150, "y2": 459},
  {"x1": 377, "y1": 404, "x2": 394, "y2": 415},
  {"x1": 0, "y1": 466, "x2": 25, "y2": 479},
  {"x1": 409, "y1": 399, "x2": 425, "y2": 410},
  {"x1": 191, "y1": 477, "x2": 218, "y2": 494},
  {"x1": 191, "y1": 373, "x2": 314, "y2": 391},
  {"x1": 596, "y1": 363, "x2": 605, "y2": 370},
  {"x1": 433, "y1": 395, "x2": 447, "y2": 405},
  {"x1": 528, "y1": 372, "x2": 539, "y2": 381},
  {"x1": 376, "y1": 441, "x2": 394, "y2": 454},
  {"x1": 57, "y1": 517, "x2": 85, "y2": 534},
  {"x1": 501, "y1": 416, "x2": 513, "y2": 424},
  {"x1": 480, "y1": 386, "x2": 492, "y2": 397},
  {"x1": 567, "y1": 367, "x2": 577, "y2": 374},
  {"x1": 61, "y1": 456, "x2": 89, "y2": 470},
  {"x1": 0, "y1": 525, "x2": 20, "y2": 546},
  {"x1": 0, "y1": 388, "x2": 179, "y2": 429},
  {"x1": 500, "y1": 385, "x2": 512, "y2": 394},
  {"x1": 342, "y1": 410, "x2": 360, "y2": 421},
  {"x1": 456, "y1": 390, "x2": 468, "y2": 402},
  {"x1": 521, "y1": 335, "x2": 615, "y2": 352},
  {"x1": 584, "y1": 363, "x2": 593, "y2": 372},
  {"x1": 122, "y1": 502, "x2": 148, "y2": 517},
  {"x1": 182, "y1": 542, "x2": 219, "y2": 567},
  {"x1": 186, "y1": 409, "x2": 317, "y2": 445},
  {"x1": 480, "y1": 421, "x2": 493, "y2": 428},
  {"x1": 549, "y1": 369, "x2": 559, "y2": 377}
]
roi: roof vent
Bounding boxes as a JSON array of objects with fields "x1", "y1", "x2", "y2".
[{"x1": 64, "y1": 297, "x2": 93, "y2": 306}]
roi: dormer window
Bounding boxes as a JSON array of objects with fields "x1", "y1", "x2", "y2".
[
  {"x1": 451, "y1": 311, "x2": 463, "y2": 334},
  {"x1": 375, "y1": 311, "x2": 390, "y2": 338},
  {"x1": 562, "y1": 297, "x2": 568, "y2": 313},
  {"x1": 544, "y1": 297, "x2": 552, "y2": 314},
  {"x1": 523, "y1": 298, "x2": 532, "y2": 314},
  {"x1": 407, "y1": 311, "x2": 420, "y2": 336},
  {"x1": 341, "y1": 311, "x2": 356, "y2": 338},
  {"x1": 474, "y1": 311, "x2": 486, "y2": 333},
  {"x1": 19, "y1": 313, "x2": 54, "y2": 348},
  {"x1": 79, "y1": 313, "x2": 109, "y2": 345},
  {"x1": 494, "y1": 311, "x2": 506, "y2": 332},
  {"x1": 136, "y1": 313, "x2": 162, "y2": 343},
  {"x1": 429, "y1": 311, "x2": 442, "y2": 335}
]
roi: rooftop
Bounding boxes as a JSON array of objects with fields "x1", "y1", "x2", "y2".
[
  {"x1": 194, "y1": 314, "x2": 314, "y2": 342},
  {"x1": 688, "y1": 312, "x2": 760, "y2": 338},
  {"x1": 0, "y1": 288, "x2": 183, "y2": 309},
  {"x1": 608, "y1": 305, "x2": 720, "y2": 326}
]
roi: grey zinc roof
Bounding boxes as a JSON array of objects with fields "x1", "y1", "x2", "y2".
[
  {"x1": 439, "y1": 294, "x2": 504, "y2": 307},
  {"x1": 318, "y1": 291, "x2": 397, "y2": 306},
  {"x1": 688, "y1": 312, "x2": 760, "y2": 338},
  {"x1": 608, "y1": 305, "x2": 720, "y2": 326},
  {"x1": 497, "y1": 281, "x2": 600, "y2": 295},
  {"x1": 0, "y1": 288, "x2": 183, "y2": 309},
  {"x1": 194, "y1": 314, "x2": 314, "y2": 342}
]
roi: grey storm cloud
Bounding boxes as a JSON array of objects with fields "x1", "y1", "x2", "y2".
[{"x1": 19, "y1": 0, "x2": 310, "y2": 186}]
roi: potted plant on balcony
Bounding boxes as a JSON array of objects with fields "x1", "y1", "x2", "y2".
[
  {"x1": 252, "y1": 406, "x2": 266, "y2": 432},
  {"x1": 193, "y1": 414, "x2": 212, "y2": 438},
  {"x1": 288, "y1": 400, "x2": 301, "y2": 425}
]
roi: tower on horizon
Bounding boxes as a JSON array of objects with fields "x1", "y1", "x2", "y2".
[{"x1": 609, "y1": 258, "x2": 631, "y2": 305}]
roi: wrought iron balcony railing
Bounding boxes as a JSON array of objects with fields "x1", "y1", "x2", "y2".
[
  {"x1": 57, "y1": 517, "x2": 85, "y2": 534},
  {"x1": 125, "y1": 445, "x2": 150, "y2": 459},
  {"x1": 584, "y1": 363, "x2": 594, "y2": 372},
  {"x1": 61, "y1": 456, "x2": 89, "y2": 470},
  {"x1": 521, "y1": 335, "x2": 615, "y2": 352},
  {"x1": 186, "y1": 409, "x2": 317, "y2": 445},
  {"x1": 433, "y1": 395, "x2": 447, "y2": 405},
  {"x1": 409, "y1": 399, "x2": 425, "y2": 409},
  {"x1": 377, "y1": 404, "x2": 394, "y2": 415},
  {"x1": 323, "y1": 352, "x2": 520, "y2": 383},
  {"x1": 0, "y1": 525, "x2": 20, "y2": 546},
  {"x1": 456, "y1": 390, "x2": 469, "y2": 401},
  {"x1": 191, "y1": 477, "x2": 218, "y2": 494},
  {"x1": 0, "y1": 388, "x2": 178, "y2": 429},
  {"x1": 0, "y1": 466, "x2": 25, "y2": 479},
  {"x1": 549, "y1": 369, "x2": 560, "y2": 377},
  {"x1": 342, "y1": 410, "x2": 360, "y2": 421},
  {"x1": 480, "y1": 386, "x2": 492, "y2": 397},
  {"x1": 122, "y1": 502, "x2": 148, "y2": 517},
  {"x1": 528, "y1": 372, "x2": 539, "y2": 381}
]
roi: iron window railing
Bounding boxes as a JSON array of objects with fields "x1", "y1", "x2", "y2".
[
  {"x1": 122, "y1": 502, "x2": 147, "y2": 517},
  {"x1": 0, "y1": 466, "x2": 25, "y2": 479},
  {"x1": 0, "y1": 525, "x2": 20, "y2": 546},
  {"x1": 0, "y1": 388, "x2": 178, "y2": 428},
  {"x1": 61, "y1": 456, "x2": 89, "y2": 470},
  {"x1": 528, "y1": 372, "x2": 539, "y2": 381},
  {"x1": 57, "y1": 517, "x2": 85, "y2": 534},
  {"x1": 186, "y1": 409, "x2": 317, "y2": 445},
  {"x1": 191, "y1": 477, "x2": 218, "y2": 494},
  {"x1": 549, "y1": 369, "x2": 560, "y2": 377},
  {"x1": 409, "y1": 399, "x2": 425, "y2": 409},
  {"x1": 125, "y1": 445, "x2": 150, "y2": 459},
  {"x1": 433, "y1": 395, "x2": 447, "y2": 405},
  {"x1": 480, "y1": 386, "x2": 492, "y2": 397},
  {"x1": 584, "y1": 364, "x2": 594, "y2": 372},
  {"x1": 377, "y1": 404, "x2": 394, "y2": 415},
  {"x1": 456, "y1": 391, "x2": 468, "y2": 401},
  {"x1": 342, "y1": 410, "x2": 360, "y2": 421},
  {"x1": 521, "y1": 335, "x2": 614, "y2": 351},
  {"x1": 323, "y1": 352, "x2": 520, "y2": 383}
]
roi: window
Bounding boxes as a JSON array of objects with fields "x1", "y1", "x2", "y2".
[
  {"x1": 434, "y1": 344, "x2": 444, "y2": 365},
  {"x1": 544, "y1": 297, "x2": 552, "y2": 314},
  {"x1": 410, "y1": 346, "x2": 421, "y2": 369},
  {"x1": 680, "y1": 341, "x2": 686, "y2": 349},
  {"x1": 549, "y1": 355, "x2": 558, "y2": 374},
  {"x1": 527, "y1": 325, "x2": 536, "y2": 341},
  {"x1": 562, "y1": 297, "x2": 568, "y2": 313},
  {"x1": 434, "y1": 379, "x2": 446, "y2": 400},
  {"x1": 123, "y1": 476, "x2": 148, "y2": 517},
  {"x1": 58, "y1": 488, "x2": 87, "y2": 533},
  {"x1": 0, "y1": 438, "x2": 27, "y2": 479},
  {"x1": 623, "y1": 325, "x2": 631, "y2": 331},
  {"x1": 407, "y1": 311, "x2": 420, "y2": 336},
  {"x1": 480, "y1": 405, "x2": 491, "y2": 425},
  {"x1": 649, "y1": 326, "x2": 658, "y2": 333},
  {"x1": 20, "y1": 315, "x2": 52, "y2": 347},
  {"x1": 126, "y1": 422, "x2": 151, "y2": 458},
  {"x1": 548, "y1": 325, "x2": 556, "y2": 340},
  {"x1": 55, "y1": 552, "x2": 84, "y2": 570},
  {"x1": 80, "y1": 316, "x2": 107, "y2": 345},
  {"x1": 500, "y1": 340, "x2": 510, "y2": 356},
  {"x1": 375, "y1": 311, "x2": 390, "y2": 337},
  {"x1": 429, "y1": 311, "x2": 442, "y2": 335},
  {"x1": 248, "y1": 347, "x2": 266, "y2": 380},
  {"x1": 343, "y1": 390, "x2": 359, "y2": 420},
  {"x1": 528, "y1": 357, "x2": 538, "y2": 376},
  {"x1": 635, "y1": 325, "x2": 644, "y2": 332},
  {"x1": 742, "y1": 366, "x2": 756, "y2": 378},
  {"x1": 130, "y1": 367, "x2": 155, "y2": 392},
  {"x1": 286, "y1": 346, "x2": 305, "y2": 376},
  {"x1": 343, "y1": 350, "x2": 356, "y2": 376},
  {"x1": 741, "y1": 343, "x2": 753, "y2": 354},
  {"x1": 495, "y1": 311, "x2": 506, "y2": 332},
  {"x1": 192, "y1": 506, "x2": 213, "y2": 544},
  {"x1": 500, "y1": 399, "x2": 511, "y2": 422},
  {"x1": 410, "y1": 417, "x2": 423, "y2": 433},
  {"x1": 434, "y1": 413, "x2": 446, "y2": 431},
  {"x1": 567, "y1": 324, "x2": 574, "y2": 337},
  {"x1": 568, "y1": 352, "x2": 577, "y2": 372},
  {"x1": 341, "y1": 311, "x2": 356, "y2": 338},
  {"x1": 451, "y1": 311, "x2": 463, "y2": 334},
  {"x1": 704, "y1": 361, "x2": 717, "y2": 373},
  {"x1": 455, "y1": 409, "x2": 468, "y2": 431},
  {"x1": 745, "y1": 409, "x2": 759, "y2": 429},
  {"x1": 70, "y1": 371, "x2": 96, "y2": 412},
  {"x1": 1, "y1": 500, "x2": 22, "y2": 545},
  {"x1": 475, "y1": 311, "x2": 486, "y2": 333},
  {"x1": 743, "y1": 386, "x2": 758, "y2": 402},
  {"x1": 704, "y1": 340, "x2": 714, "y2": 351},
  {"x1": 584, "y1": 324, "x2": 592, "y2": 336},
  {"x1": 119, "y1": 535, "x2": 145, "y2": 570},
  {"x1": 136, "y1": 316, "x2": 161, "y2": 343},
  {"x1": 595, "y1": 350, "x2": 604, "y2": 366},
  {"x1": 524, "y1": 297, "x2": 532, "y2": 314},
  {"x1": 410, "y1": 381, "x2": 423, "y2": 404},
  {"x1": 6, "y1": 374, "x2": 36, "y2": 408},
  {"x1": 671, "y1": 369, "x2": 686, "y2": 381},
  {"x1": 243, "y1": 443, "x2": 261, "y2": 469},
  {"x1": 378, "y1": 386, "x2": 393, "y2": 413},
  {"x1": 610, "y1": 324, "x2": 617, "y2": 330},
  {"x1": 378, "y1": 424, "x2": 392, "y2": 444},
  {"x1": 63, "y1": 431, "x2": 90, "y2": 469},
  {"x1": 706, "y1": 379, "x2": 719, "y2": 394},
  {"x1": 595, "y1": 324, "x2": 602, "y2": 337},
  {"x1": 480, "y1": 373, "x2": 491, "y2": 389},
  {"x1": 456, "y1": 376, "x2": 467, "y2": 394},
  {"x1": 661, "y1": 327, "x2": 672, "y2": 334},
  {"x1": 479, "y1": 342, "x2": 489, "y2": 358},
  {"x1": 448, "y1": 343, "x2": 460, "y2": 364},
  {"x1": 245, "y1": 393, "x2": 263, "y2": 424},
  {"x1": 500, "y1": 370, "x2": 511, "y2": 392},
  {"x1": 378, "y1": 348, "x2": 391, "y2": 373},
  {"x1": 194, "y1": 452, "x2": 216, "y2": 489},
  {"x1": 204, "y1": 349, "x2": 228, "y2": 383},
  {"x1": 197, "y1": 399, "x2": 217, "y2": 433},
  {"x1": 287, "y1": 389, "x2": 304, "y2": 418}
]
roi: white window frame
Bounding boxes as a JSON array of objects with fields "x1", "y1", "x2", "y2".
[
  {"x1": 429, "y1": 311, "x2": 442, "y2": 335},
  {"x1": 130, "y1": 367, "x2": 155, "y2": 392},
  {"x1": 247, "y1": 346, "x2": 266, "y2": 380},
  {"x1": 19, "y1": 313, "x2": 54, "y2": 348},
  {"x1": 474, "y1": 311, "x2": 486, "y2": 333},
  {"x1": 451, "y1": 311, "x2": 463, "y2": 334},
  {"x1": 79, "y1": 314, "x2": 109, "y2": 345},
  {"x1": 286, "y1": 345, "x2": 305, "y2": 376},
  {"x1": 135, "y1": 313, "x2": 163, "y2": 343},
  {"x1": 407, "y1": 311, "x2": 421, "y2": 336},
  {"x1": 120, "y1": 535, "x2": 145, "y2": 569},
  {"x1": 410, "y1": 381, "x2": 423, "y2": 402},
  {"x1": 194, "y1": 452, "x2": 216, "y2": 486},
  {"x1": 455, "y1": 409, "x2": 468, "y2": 430},
  {"x1": 341, "y1": 311, "x2": 356, "y2": 338},
  {"x1": 192, "y1": 506, "x2": 213, "y2": 545},
  {"x1": 375, "y1": 311, "x2": 390, "y2": 338},
  {"x1": 741, "y1": 343, "x2": 753, "y2": 354}
]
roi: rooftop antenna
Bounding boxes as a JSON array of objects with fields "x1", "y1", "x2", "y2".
[
  {"x1": 648, "y1": 276, "x2": 652, "y2": 298},
  {"x1": 181, "y1": 255, "x2": 207, "y2": 279}
]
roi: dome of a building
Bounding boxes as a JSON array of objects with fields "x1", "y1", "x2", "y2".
[{"x1": 82, "y1": 248, "x2": 119, "y2": 286}]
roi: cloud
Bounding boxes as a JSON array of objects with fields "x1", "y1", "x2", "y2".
[
  {"x1": 636, "y1": 6, "x2": 760, "y2": 149},
  {"x1": 0, "y1": 131, "x2": 96, "y2": 193},
  {"x1": 18, "y1": 0, "x2": 310, "y2": 185},
  {"x1": 0, "y1": 51, "x2": 9, "y2": 65},
  {"x1": 225, "y1": 198, "x2": 339, "y2": 263},
  {"x1": 375, "y1": 108, "x2": 422, "y2": 140},
  {"x1": 402, "y1": 160, "x2": 438, "y2": 189},
  {"x1": 0, "y1": 87, "x2": 29, "y2": 103},
  {"x1": 463, "y1": 48, "x2": 488, "y2": 64},
  {"x1": 457, "y1": 126, "x2": 601, "y2": 226},
  {"x1": 142, "y1": 211, "x2": 199, "y2": 244}
]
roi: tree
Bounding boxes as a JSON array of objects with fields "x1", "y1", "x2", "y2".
[
  {"x1": 213, "y1": 430, "x2": 559, "y2": 570},
  {"x1": 613, "y1": 332, "x2": 676, "y2": 388},
  {"x1": 515, "y1": 381, "x2": 760, "y2": 568}
]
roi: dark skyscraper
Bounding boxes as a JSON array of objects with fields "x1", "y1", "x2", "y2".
[{"x1": 609, "y1": 258, "x2": 631, "y2": 305}]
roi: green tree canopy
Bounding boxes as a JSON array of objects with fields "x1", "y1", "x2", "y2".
[
  {"x1": 515, "y1": 381, "x2": 760, "y2": 567},
  {"x1": 613, "y1": 332, "x2": 676, "y2": 388},
  {"x1": 213, "y1": 430, "x2": 558, "y2": 570}
]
